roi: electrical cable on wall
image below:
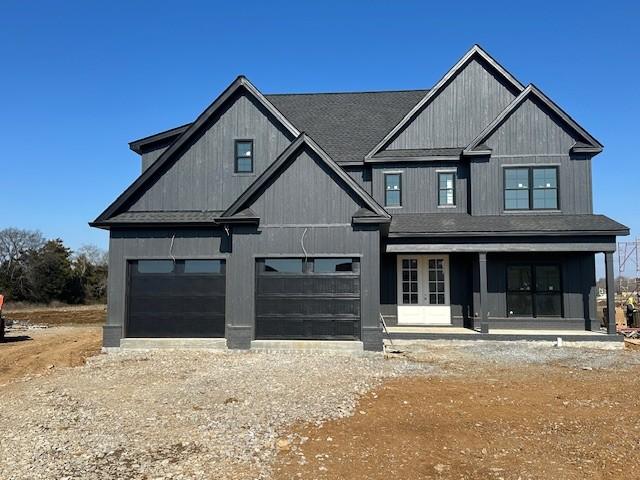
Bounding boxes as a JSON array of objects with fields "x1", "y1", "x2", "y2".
[
  {"x1": 300, "y1": 227, "x2": 308, "y2": 262},
  {"x1": 169, "y1": 234, "x2": 176, "y2": 264}
]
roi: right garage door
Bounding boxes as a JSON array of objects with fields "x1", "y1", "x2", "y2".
[{"x1": 255, "y1": 257, "x2": 361, "y2": 340}]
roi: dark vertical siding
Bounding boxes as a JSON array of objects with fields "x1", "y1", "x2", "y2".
[
  {"x1": 372, "y1": 162, "x2": 468, "y2": 214},
  {"x1": 126, "y1": 91, "x2": 295, "y2": 212},
  {"x1": 471, "y1": 97, "x2": 593, "y2": 215},
  {"x1": 248, "y1": 148, "x2": 366, "y2": 224},
  {"x1": 477, "y1": 252, "x2": 597, "y2": 329},
  {"x1": 384, "y1": 58, "x2": 518, "y2": 150}
]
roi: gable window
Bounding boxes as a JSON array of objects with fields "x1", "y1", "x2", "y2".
[
  {"x1": 507, "y1": 264, "x2": 562, "y2": 317},
  {"x1": 504, "y1": 167, "x2": 558, "y2": 210},
  {"x1": 235, "y1": 140, "x2": 254, "y2": 173},
  {"x1": 384, "y1": 173, "x2": 402, "y2": 207},
  {"x1": 438, "y1": 172, "x2": 456, "y2": 206}
]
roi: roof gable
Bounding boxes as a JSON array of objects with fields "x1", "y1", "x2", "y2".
[
  {"x1": 221, "y1": 134, "x2": 390, "y2": 223},
  {"x1": 464, "y1": 84, "x2": 603, "y2": 155},
  {"x1": 365, "y1": 45, "x2": 525, "y2": 160},
  {"x1": 93, "y1": 76, "x2": 300, "y2": 224}
]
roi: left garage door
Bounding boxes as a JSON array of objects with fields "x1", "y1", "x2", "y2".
[{"x1": 126, "y1": 259, "x2": 225, "y2": 338}]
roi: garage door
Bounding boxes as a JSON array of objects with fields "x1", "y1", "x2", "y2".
[
  {"x1": 127, "y1": 259, "x2": 225, "y2": 338},
  {"x1": 255, "y1": 257, "x2": 361, "y2": 340}
]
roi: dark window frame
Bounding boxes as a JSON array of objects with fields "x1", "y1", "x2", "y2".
[
  {"x1": 503, "y1": 166, "x2": 559, "y2": 211},
  {"x1": 506, "y1": 263, "x2": 563, "y2": 317},
  {"x1": 437, "y1": 172, "x2": 456, "y2": 207},
  {"x1": 384, "y1": 172, "x2": 402, "y2": 207},
  {"x1": 259, "y1": 257, "x2": 359, "y2": 275},
  {"x1": 234, "y1": 139, "x2": 254, "y2": 174}
]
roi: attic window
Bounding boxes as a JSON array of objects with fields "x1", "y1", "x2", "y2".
[{"x1": 235, "y1": 140, "x2": 253, "y2": 173}]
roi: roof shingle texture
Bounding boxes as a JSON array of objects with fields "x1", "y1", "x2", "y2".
[
  {"x1": 390, "y1": 213, "x2": 629, "y2": 235},
  {"x1": 265, "y1": 90, "x2": 428, "y2": 163},
  {"x1": 101, "y1": 211, "x2": 222, "y2": 224}
]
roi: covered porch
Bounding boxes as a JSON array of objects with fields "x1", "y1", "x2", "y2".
[{"x1": 380, "y1": 213, "x2": 628, "y2": 339}]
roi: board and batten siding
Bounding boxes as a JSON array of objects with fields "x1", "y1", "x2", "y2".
[
  {"x1": 471, "y1": 97, "x2": 593, "y2": 215},
  {"x1": 383, "y1": 58, "x2": 519, "y2": 150},
  {"x1": 475, "y1": 252, "x2": 597, "y2": 330},
  {"x1": 247, "y1": 147, "x2": 370, "y2": 224},
  {"x1": 372, "y1": 162, "x2": 468, "y2": 214},
  {"x1": 141, "y1": 147, "x2": 169, "y2": 173},
  {"x1": 125, "y1": 91, "x2": 295, "y2": 212}
]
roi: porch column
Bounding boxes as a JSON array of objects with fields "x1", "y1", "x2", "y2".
[
  {"x1": 605, "y1": 251, "x2": 616, "y2": 335},
  {"x1": 479, "y1": 252, "x2": 489, "y2": 334}
]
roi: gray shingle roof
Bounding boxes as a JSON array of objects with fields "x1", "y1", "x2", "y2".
[
  {"x1": 373, "y1": 147, "x2": 463, "y2": 158},
  {"x1": 265, "y1": 90, "x2": 428, "y2": 163},
  {"x1": 129, "y1": 90, "x2": 429, "y2": 164},
  {"x1": 389, "y1": 213, "x2": 629, "y2": 236},
  {"x1": 94, "y1": 211, "x2": 222, "y2": 225}
]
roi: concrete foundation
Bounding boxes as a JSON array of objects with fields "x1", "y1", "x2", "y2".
[
  {"x1": 250, "y1": 340, "x2": 366, "y2": 355},
  {"x1": 119, "y1": 338, "x2": 228, "y2": 350}
]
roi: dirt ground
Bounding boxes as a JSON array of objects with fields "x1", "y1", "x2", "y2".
[
  {"x1": 3, "y1": 303, "x2": 106, "y2": 326},
  {"x1": 0, "y1": 326, "x2": 102, "y2": 385},
  {"x1": 274, "y1": 348, "x2": 640, "y2": 480}
]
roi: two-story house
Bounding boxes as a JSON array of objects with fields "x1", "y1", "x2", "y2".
[{"x1": 91, "y1": 45, "x2": 628, "y2": 351}]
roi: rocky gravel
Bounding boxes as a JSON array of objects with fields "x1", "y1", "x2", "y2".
[
  {"x1": 0, "y1": 350, "x2": 433, "y2": 480},
  {"x1": 394, "y1": 340, "x2": 640, "y2": 371}
]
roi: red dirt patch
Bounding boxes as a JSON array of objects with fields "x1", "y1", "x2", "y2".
[{"x1": 274, "y1": 368, "x2": 640, "y2": 480}]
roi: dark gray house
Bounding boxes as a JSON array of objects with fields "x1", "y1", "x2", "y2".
[{"x1": 92, "y1": 45, "x2": 628, "y2": 351}]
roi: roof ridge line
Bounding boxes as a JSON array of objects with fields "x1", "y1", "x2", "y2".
[{"x1": 265, "y1": 88, "x2": 430, "y2": 96}]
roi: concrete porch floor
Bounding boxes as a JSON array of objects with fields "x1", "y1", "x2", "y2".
[{"x1": 384, "y1": 326, "x2": 622, "y2": 343}]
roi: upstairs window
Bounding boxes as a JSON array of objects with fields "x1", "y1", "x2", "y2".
[
  {"x1": 438, "y1": 172, "x2": 456, "y2": 206},
  {"x1": 504, "y1": 167, "x2": 558, "y2": 210},
  {"x1": 235, "y1": 140, "x2": 254, "y2": 173},
  {"x1": 384, "y1": 173, "x2": 402, "y2": 207}
]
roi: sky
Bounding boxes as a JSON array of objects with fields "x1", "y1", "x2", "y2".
[{"x1": 1, "y1": 1, "x2": 638, "y2": 274}]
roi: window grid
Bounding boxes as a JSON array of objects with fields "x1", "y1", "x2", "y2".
[
  {"x1": 506, "y1": 264, "x2": 562, "y2": 317},
  {"x1": 384, "y1": 173, "x2": 402, "y2": 207},
  {"x1": 428, "y1": 258, "x2": 445, "y2": 305},
  {"x1": 401, "y1": 258, "x2": 418, "y2": 304},
  {"x1": 234, "y1": 139, "x2": 254, "y2": 173},
  {"x1": 504, "y1": 166, "x2": 558, "y2": 211},
  {"x1": 438, "y1": 172, "x2": 456, "y2": 206}
]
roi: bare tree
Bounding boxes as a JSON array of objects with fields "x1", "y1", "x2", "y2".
[{"x1": 0, "y1": 228, "x2": 45, "y2": 281}]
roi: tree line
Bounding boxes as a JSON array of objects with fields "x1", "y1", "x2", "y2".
[{"x1": 0, "y1": 228, "x2": 107, "y2": 304}]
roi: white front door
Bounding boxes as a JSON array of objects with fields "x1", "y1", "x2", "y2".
[{"x1": 397, "y1": 254, "x2": 451, "y2": 325}]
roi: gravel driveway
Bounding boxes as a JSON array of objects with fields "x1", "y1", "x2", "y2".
[{"x1": 0, "y1": 350, "x2": 431, "y2": 480}]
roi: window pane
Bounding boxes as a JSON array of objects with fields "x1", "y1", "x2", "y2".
[
  {"x1": 184, "y1": 260, "x2": 222, "y2": 273},
  {"x1": 535, "y1": 293, "x2": 562, "y2": 316},
  {"x1": 236, "y1": 157, "x2": 252, "y2": 173},
  {"x1": 507, "y1": 266, "x2": 532, "y2": 291},
  {"x1": 505, "y1": 168, "x2": 529, "y2": 189},
  {"x1": 535, "y1": 266, "x2": 561, "y2": 292},
  {"x1": 533, "y1": 188, "x2": 557, "y2": 209},
  {"x1": 533, "y1": 168, "x2": 556, "y2": 189},
  {"x1": 264, "y1": 258, "x2": 302, "y2": 273},
  {"x1": 439, "y1": 173, "x2": 454, "y2": 189},
  {"x1": 137, "y1": 260, "x2": 174, "y2": 274},
  {"x1": 385, "y1": 174, "x2": 400, "y2": 190},
  {"x1": 386, "y1": 190, "x2": 400, "y2": 206},
  {"x1": 505, "y1": 189, "x2": 529, "y2": 209},
  {"x1": 236, "y1": 141, "x2": 252, "y2": 158},
  {"x1": 385, "y1": 174, "x2": 401, "y2": 206},
  {"x1": 507, "y1": 293, "x2": 533, "y2": 316},
  {"x1": 314, "y1": 258, "x2": 353, "y2": 272}
]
